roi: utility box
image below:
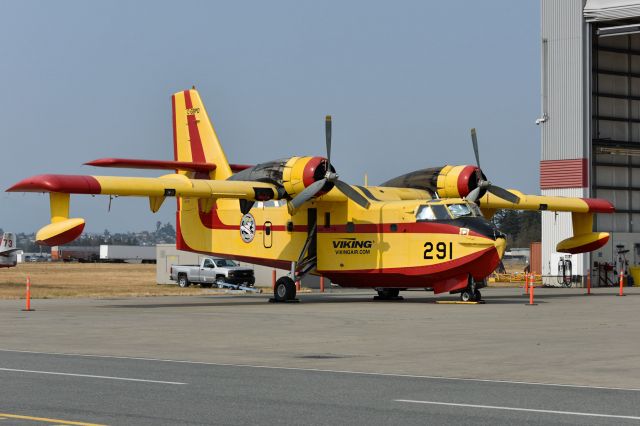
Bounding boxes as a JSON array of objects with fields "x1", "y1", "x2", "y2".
[{"x1": 529, "y1": 242, "x2": 542, "y2": 275}]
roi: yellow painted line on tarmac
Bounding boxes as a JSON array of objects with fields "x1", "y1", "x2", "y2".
[{"x1": 0, "y1": 413, "x2": 105, "y2": 426}]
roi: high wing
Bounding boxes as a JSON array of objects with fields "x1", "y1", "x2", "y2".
[
  {"x1": 7, "y1": 173, "x2": 281, "y2": 246},
  {"x1": 8, "y1": 173, "x2": 279, "y2": 201},
  {"x1": 478, "y1": 190, "x2": 614, "y2": 254}
]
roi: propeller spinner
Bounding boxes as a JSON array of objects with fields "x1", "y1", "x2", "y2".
[
  {"x1": 287, "y1": 116, "x2": 370, "y2": 214},
  {"x1": 466, "y1": 128, "x2": 520, "y2": 204}
]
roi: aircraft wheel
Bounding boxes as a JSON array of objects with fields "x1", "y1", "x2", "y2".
[
  {"x1": 474, "y1": 290, "x2": 482, "y2": 301},
  {"x1": 274, "y1": 277, "x2": 296, "y2": 302},
  {"x1": 460, "y1": 290, "x2": 473, "y2": 302},
  {"x1": 178, "y1": 274, "x2": 190, "y2": 288},
  {"x1": 377, "y1": 289, "x2": 400, "y2": 299}
]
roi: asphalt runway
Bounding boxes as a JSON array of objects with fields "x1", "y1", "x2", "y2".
[
  {"x1": 0, "y1": 287, "x2": 639, "y2": 425},
  {"x1": 1, "y1": 350, "x2": 639, "y2": 425}
]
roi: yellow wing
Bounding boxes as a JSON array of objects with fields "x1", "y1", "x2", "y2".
[
  {"x1": 7, "y1": 173, "x2": 280, "y2": 246},
  {"x1": 479, "y1": 190, "x2": 614, "y2": 254}
]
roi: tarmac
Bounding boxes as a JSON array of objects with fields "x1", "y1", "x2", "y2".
[{"x1": 0, "y1": 286, "x2": 639, "y2": 425}]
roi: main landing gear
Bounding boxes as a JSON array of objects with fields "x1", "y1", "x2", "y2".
[{"x1": 273, "y1": 276, "x2": 297, "y2": 302}]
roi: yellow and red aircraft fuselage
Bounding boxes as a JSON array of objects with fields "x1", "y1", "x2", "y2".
[{"x1": 6, "y1": 88, "x2": 615, "y2": 298}]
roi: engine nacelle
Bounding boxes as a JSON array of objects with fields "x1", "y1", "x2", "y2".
[
  {"x1": 436, "y1": 165, "x2": 485, "y2": 199},
  {"x1": 228, "y1": 156, "x2": 334, "y2": 199},
  {"x1": 282, "y1": 156, "x2": 333, "y2": 198},
  {"x1": 381, "y1": 164, "x2": 485, "y2": 199}
]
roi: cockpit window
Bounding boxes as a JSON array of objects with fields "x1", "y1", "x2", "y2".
[
  {"x1": 447, "y1": 203, "x2": 476, "y2": 218},
  {"x1": 416, "y1": 204, "x2": 451, "y2": 221},
  {"x1": 416, "y1": 205, "x2": 436, "y2": 220}
]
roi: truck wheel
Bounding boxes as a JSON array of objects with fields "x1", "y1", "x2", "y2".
[
  {"x1": 274, "y1": 277, "x2": 296, "y2": 302},
  {"x1": 178, "y1": 274, "x2": 190, "y2": 288},
  {"x1": 216, "y1": 277, "x2": 226, "y2": 288}
]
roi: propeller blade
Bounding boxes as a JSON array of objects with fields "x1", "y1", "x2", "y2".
[
  {"x1": 466, "y1": 187, "x2": 482, "y2": 203},
  {"x1": 487, "y1": 186, "x2": 520, "y2": 204},
  {"x1": 470, "y1": 128, "x2": 481, "y2": 170},
  {"x1": 288, "y1": 178, "x2": 327, "y2": 212},
  {"x1": 325, "y1": 115, "x2": 332, "y2": 167},
  {"x1": 335, "y1": 180, "x2": 370, "y2": 209}
]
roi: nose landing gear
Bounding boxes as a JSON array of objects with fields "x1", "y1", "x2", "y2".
[{"x1": 459, "y1": 276, "x2": 483, "y2": 302}]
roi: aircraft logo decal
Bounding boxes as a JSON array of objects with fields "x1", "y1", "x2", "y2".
[
  {"x1": 240, "y1": 213, "x2": 256, "y2": 243},
  {"x1": 332, "y1": 238, "x2": 373, "y2": 255}
]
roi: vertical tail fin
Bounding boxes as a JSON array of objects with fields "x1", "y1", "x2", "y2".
[
  {"x1": 0, "y1": 233, "x2": 17, "y2": 254},
  {"x1": 172, "y1": 89, "x2": 232, "y2": 180}
]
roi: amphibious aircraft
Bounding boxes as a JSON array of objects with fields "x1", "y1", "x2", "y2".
[
  {"x1": 0, "y1": 233, "x2": 19, "y2": 268},
  {"x1": 7, "y1": 89, "x2": 614, "y2": 301}
]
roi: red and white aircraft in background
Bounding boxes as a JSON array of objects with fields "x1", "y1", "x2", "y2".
[{"x1": 0, "y1": 233, "x2": 19, "y2": 268}]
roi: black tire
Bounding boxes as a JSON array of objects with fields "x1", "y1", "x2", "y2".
[
  {"x1": 274, "y1": 276, "x2": 296, "y2": 301},
  {"x1": 474, "y1": 289, "x2": 482, "y2": 301},
  {"x1": 215, "y1": 277, "x2": 226, "y2": 289},
  {"x1": 377, "y1": 288, "x2": 400, "y2": 299},
  {"x1": 178, "y1": 274, "x2": 190, "y2": 288}
]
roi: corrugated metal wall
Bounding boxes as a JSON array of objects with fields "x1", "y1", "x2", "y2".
[
  {"x1": 593, "y1": 33, "x2": 640, "y2": 233},
  {"x1": 541, "y1": 0, "x2": 588, "y2": 161}
]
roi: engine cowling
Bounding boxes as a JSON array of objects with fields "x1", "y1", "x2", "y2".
[
  {"x1": 282, "y1": 156, "x2": 334, "y2": 198},
  {"x1": 381, "y1": 164, "x2": 486, "y2": 199},
  {"x1": 436, "y1": 165, "x2": 485, "y2": 198},
  {"x1": 228, "y1": 156, "x2": 334, "y2": 199}
]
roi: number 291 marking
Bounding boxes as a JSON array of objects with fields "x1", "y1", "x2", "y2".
[{"x1": 424, "y1": 242, "x2": 453, "y2": 260}]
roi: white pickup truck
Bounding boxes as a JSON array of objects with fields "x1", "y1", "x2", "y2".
[{"x1": 170, "y1": 257, "x2": 256, "y2": 289}]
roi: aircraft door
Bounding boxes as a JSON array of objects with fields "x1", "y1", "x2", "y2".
[
  {"x1": 263, "y1": 222, "x2": 273, "y2": 248},
  {"x1": 307, "y1": 209, "x2": 317, "y2": 258}
]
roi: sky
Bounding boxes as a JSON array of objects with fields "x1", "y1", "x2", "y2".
[{"x1": 0, "y1": 0, "x2": 540, "y2": 233}]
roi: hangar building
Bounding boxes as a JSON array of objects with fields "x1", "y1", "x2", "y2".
[{"x1": 541, "y1": 0, "x2": 640, "y2": 284}]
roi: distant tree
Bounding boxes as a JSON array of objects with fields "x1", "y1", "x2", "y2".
[{"x1": 492, "y1": 210, "x2": 541, "y2": 249}]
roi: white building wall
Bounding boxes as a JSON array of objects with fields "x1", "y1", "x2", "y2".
[
  {"x1": 541, "y1": 0, "x2": 588, "y2": 160},
  {"x1": 541, "y1": 188, "x2": 588, "y2": 285},
  {"x1": 540, "y1": 0, "x2": 590, "y2": 286}
]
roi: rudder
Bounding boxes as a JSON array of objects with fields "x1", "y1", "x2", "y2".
[{"x1": 172, "y1": 89, "x2": 232, "y2": 180}]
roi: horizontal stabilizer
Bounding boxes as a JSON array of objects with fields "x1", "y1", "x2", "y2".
[{"x1": 85, "y1": 158, "x2": 252, "y2": 173}]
